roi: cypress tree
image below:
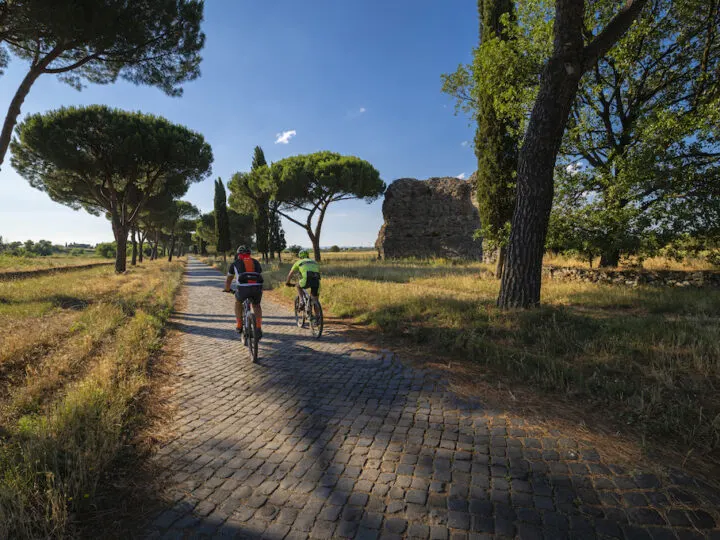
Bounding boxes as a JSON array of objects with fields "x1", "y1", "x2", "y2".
[
  {"x1": 474, "y1": 0, "x2": 517, "y2": 279},
  {"x1": 251, "y1": 146, "x2": 271, "y2": 261},
  {"x1": 214, "y1": 178, "x2": 231, "y2": 263}
]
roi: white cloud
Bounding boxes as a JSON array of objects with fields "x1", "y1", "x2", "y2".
[
  {"x1": 461, "y1": 140, "x2": 470, "y2": 147},
  {"x1": 456, "y1": 172, "x2": 467, "y2": 180},
  {"x1": 359, "y1": 107, "x2": 366, "y2": 114},
  {"x1": 275, "y1": 130, "x2": 296, "y2": 144}
]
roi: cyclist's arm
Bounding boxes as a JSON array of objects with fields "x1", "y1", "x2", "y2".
[{"x1": 286, "y1": 261, "x2": 299, "y2": 284}]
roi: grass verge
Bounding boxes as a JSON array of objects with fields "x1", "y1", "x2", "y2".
[
  {"x1": 0, "y1": 260, "x2": 184, "y2": 538},
  {"x1": 266, "y1": 257, "x2": 720, "y2": 467}
]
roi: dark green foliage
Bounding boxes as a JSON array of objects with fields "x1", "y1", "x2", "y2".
[
  {"x1": 269, "y1": 211, "x2": 286, "y2": 257},
  {"x1": 228, "y1": 147, "x2": 274, "y2": 260},
  {"x1": 214, "y1": 179, "x2": 231, "y2": 257},
  {"x1": 251, "y1": 146, "x2": 267, "y2": 171},
  {"x1": 329, "y1": 245, "x2": 341, "y2": 253},
  {"x1": 0, "y1": 0, "x2": 206, "y2": 166},
  {"x1": 11, "y1": 105, "x2": 212, "y2": 271},
  {"x1": 95, "y1": 242, "x2": 116, "y2": 259},
  {"x1": 272, "y1": 151, "x2": 385, "y2": 261}
]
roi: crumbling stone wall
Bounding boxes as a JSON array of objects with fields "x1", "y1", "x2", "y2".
[{"x1": 375, "y1": 177, "x2": 483, "y2": 260}]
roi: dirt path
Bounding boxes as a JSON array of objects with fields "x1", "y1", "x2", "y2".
[{"x1": 144, "y1": 258, "x2": 719, "y2": 539}]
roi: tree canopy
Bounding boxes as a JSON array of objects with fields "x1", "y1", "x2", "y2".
[
  {"x1": 11, "y1": 105, "x2": 212, "y2": 271},
  {"x1": 0, "y1": 0, "x2": 206, "y2": 167},
  {"x1": 271, "y1": 151, "x2": 385, "y2": 260}
]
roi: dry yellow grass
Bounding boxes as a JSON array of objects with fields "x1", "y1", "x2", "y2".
[
  {"x1": 0, "y1": 254, "x2": 105, "y2": 273},
  {"x1": 0, "y1": 260, "x2": 184, "y2": 538},
  {"x1": 268, "y1": 256, "x2": 720, "y2": 464}
]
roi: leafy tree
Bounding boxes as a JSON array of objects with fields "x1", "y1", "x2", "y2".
[
  {"x1": 329, "y1": 245, "x2": 340, "y2": 253},
  {"x1": 228, "y1": 164, "x2": 272, "y2": 261},
  {"x1": 271, "y1": 151, "x2": 385, "y2": 261},
  {"x1": 286, "y1": 244, "x2": 302, "y2": 256},
  {"x1": 195, "y1": 212, "x2": 216, "y2": 255},
  {"x1": 11, "y1": 105, "x2": 212, "y2": 272},
  {"x1": 269, "y1": 211, "x2": 287, "y2": 260},
  {"x1": 160, "y1": 200, "x2": 199, "y2": 262},
  {"x1": 558, "y1": 0, "x2": 720, "y2": 266},
  {"x1": 0, "y1": 0, "x2": 205, "y2": 169},
  {"x1": 228, "y1": 208, "x2": 255, "y2": 251},
  {"x1": 497, "y1": 0, "x2": 649, "y2": 308},
  {"x1": 95, "y1": 242, "x2": 116, "y2": 259},
  {"x1": 214, "y1": 178, "x2": 231, "y2": 262}
]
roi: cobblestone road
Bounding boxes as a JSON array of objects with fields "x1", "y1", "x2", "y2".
[{"x1": 145, "y1": 259, "x2": 720, "y2": 539}]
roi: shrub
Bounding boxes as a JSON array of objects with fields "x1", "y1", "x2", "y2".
[{"x1": 95, "y1": 242, "x2": 116, "y2": 259}]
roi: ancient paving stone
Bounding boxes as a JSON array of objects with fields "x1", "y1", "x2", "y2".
[{"x1": 142, "y1": 259, "x2": 720, "y2": 539}]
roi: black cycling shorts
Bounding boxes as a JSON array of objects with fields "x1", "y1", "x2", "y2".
[
  {"x1": 302, "y1": 272, "x2": 320, "y2": 297},
  {"x1": 235, "y1": 285, "x2": 263, "y2": 306}
]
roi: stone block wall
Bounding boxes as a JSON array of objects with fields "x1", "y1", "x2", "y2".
[{"x1": 375, "y1": 177, "x2": 483, "y2": 260}]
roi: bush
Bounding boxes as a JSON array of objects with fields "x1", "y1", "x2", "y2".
[
  {"x1": 286, "y1": 245, "x2": 302, "y2": 256},
  {"x1": 329, "y1": 245, "x2": 341, "y2": 253},
  {"x1": 706, "y1": 250, "x2": 720, "y2": 267},
  {"x1": 95, "y1": 242, "x2": 116, "y2": 259},
  {"x1": 69, "y1": 248, "x2": 85, "y2": 257}
]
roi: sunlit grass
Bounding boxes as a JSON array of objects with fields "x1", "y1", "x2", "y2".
[
  {"x1": 0, "y1": 260, "x2": 184, "y2": 538},
  {"x1": 0, "y1": 254, "x2": 105, "y2": 273},
  {"x1": 268, "y1": 257, "x2": 720, "y2": 456}
]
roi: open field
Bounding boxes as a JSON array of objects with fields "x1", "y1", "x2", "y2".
[
  {"x1": 0, "y1": 260, "x2": 184, "y2": 538},
  {"x1": 0, "y1": 254, "x2": 106, "y2": 274},
  {"x1": 214, "y1": 254, "x2": 720, "y2": 470}
]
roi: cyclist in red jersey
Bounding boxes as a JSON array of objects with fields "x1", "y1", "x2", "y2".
[{"x1": 224, "y1": 245, "x2": 264, "y2": 339}]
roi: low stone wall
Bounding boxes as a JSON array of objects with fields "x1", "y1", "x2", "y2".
[{"x1": 542, "y1": 266, "x2": 720, "y2": 288}]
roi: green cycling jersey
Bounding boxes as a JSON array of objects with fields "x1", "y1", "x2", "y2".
[{"x1": 290, "y1": 258, "x2": 320, "y2": 287}]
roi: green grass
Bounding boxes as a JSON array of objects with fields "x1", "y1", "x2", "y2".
[
  {"x1": 0, "y1": 260, "x2": 184, "y2": 538},
  {"x1": 268, "y1": 256, "x2": 720, "y2": 459}
]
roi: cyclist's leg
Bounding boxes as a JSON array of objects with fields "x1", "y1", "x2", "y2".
[
  {"x1": 233, "y1": 292, "x2": 244, "y2": 332},
  {"x1": 250, "y1": 287, "x2": 263, "y2": 335}
]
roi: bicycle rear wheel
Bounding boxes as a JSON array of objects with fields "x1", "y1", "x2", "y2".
[
  {"x1": 309, "y1": 299, "x2": 323, "y2": 338},
  {"x1": 246, "y1": 313, "x2": 258, "y2": 362},
  {"x1": 294, "y1": 296, "x2": 305, "y2": 328}
]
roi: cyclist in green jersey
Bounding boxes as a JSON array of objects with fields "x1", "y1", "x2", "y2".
[{"x1": 285, "y1": 250, "x2": 321, "y2": 308}]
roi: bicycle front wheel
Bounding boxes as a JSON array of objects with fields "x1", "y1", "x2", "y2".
[
  {"x1": 294, "y1": 296, "x2": 305, "y2": 328},
  {"x1": 246, "y1": 314, "x2": 259, "y2": 362},
  {"x1": 309, "y1": 299, "x2": 323, "y2": 338}
]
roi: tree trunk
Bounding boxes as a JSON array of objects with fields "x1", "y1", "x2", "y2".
[
  {"x1": 495, "y1": 245, "x2": 507, "y2": 280},
  {"x1": 498, "y1": 2, "x2": 585, "y2": 308},
  {"x1": 0, "y1": 64, "x2": 47, "y2": 168},
  {"x1": 112, "y1": 219, "x2": 129, "y2": 273},
  {"x1": 312, "y1": 237, "x2": 321, "y2": 262},
  {"x1": 497, "y1": 0, "x2": 647, "y2": 307},
  {"x1": 168, "y1": 235, "x2": 175, "y2": 262},
  {"x1": 138, "y1": 238, "x2": 144, "y2": 263},
  {"x1": 131, "y1": 228, "x2": 138, "y2": 266},
  {"x1": 599, "y1": 249, "x2": 620, "y2": 268}
]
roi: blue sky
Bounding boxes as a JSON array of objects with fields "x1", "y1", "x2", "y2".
[{"x1": 0, "y1": 0, "x2": 478, "y2": 248}]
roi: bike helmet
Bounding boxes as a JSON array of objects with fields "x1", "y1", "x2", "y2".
[
  {"x1": 298, "y1": 250, "x2": 310, "y2": 259},
  {"x1": 236, "y1": 245, "x2": 251, "y2": 255}
]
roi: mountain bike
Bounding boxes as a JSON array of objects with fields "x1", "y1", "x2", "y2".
[
  {"x1": 223, "y1": 289, "x2": 259, "y2": 362},
  {"x1": 286, "y1": 282, "x2": 323, "y2": 338}
]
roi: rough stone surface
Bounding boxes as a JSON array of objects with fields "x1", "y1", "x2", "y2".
[
  {"x1": 144, "y1": 258, "x2": 720, "y2": 538},
  {"x1": 375, "y1": 177, "x2": 482, "y2": 260},
  {"x1": 543, "y1": 266, "x2": 720, "y2": 289}
]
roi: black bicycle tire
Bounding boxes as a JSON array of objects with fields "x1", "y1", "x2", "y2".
[
  {"x1": 247, "y1": 313, "x2": 258, "y2": 362},
  {"x1": 310, "y1": 299, "x2": 324, "y2": 338},
  {"x1": 294, "y1": 295, "x2": 305, "y2": 328}
]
